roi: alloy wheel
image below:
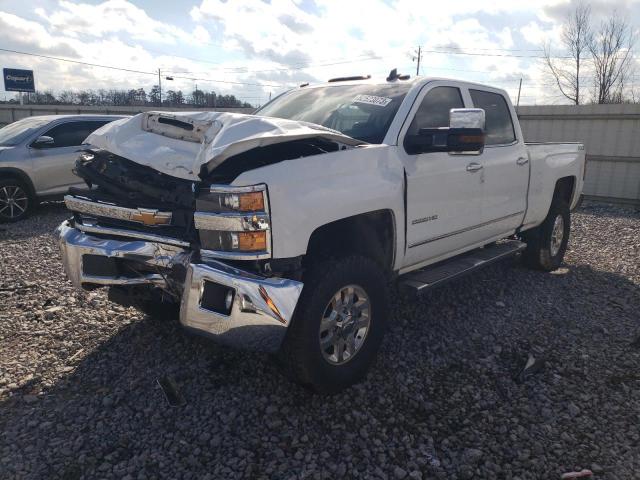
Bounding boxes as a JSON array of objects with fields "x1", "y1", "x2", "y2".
[
  {"x1": 319, "y1": 284, "x2": 371, "y2": 365},
  {"x1": 550, "y1": 214, "x2": 564, "y2": 257},
  {"x1": 0, "y1": 185, "x2": 29, "y2": 220}
]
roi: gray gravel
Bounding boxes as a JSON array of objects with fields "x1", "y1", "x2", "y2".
[{"x1": 1, "y1": 201, "x2": 639, "y2": 479}]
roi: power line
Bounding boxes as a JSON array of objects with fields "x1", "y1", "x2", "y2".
[
  {"x1": 427, "y1": 45, "x2": 544, "y2": 53},
  {"x1": 0, "y1": 47, "x2": 157, "y2": 76},
  {"x1": 418, "y1": 47, "x2": 565, "y2": 59},
  {"x1": 168, "y1": 74, "x2": 290, "y2": 88},
  {"x1": 0, "y1": 47, "x2": 291, "y2": 88},
  {"x1": 163, "y1": 54, "x2": 385, "y2": 75}
]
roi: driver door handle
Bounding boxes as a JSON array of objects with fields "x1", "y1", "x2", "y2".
[
  {"x1": 466, "y1": 162, "x2": 483, "y2": 172},
  {"x1": 517, "y1": 156, "x2": 529, "y2": 165}
]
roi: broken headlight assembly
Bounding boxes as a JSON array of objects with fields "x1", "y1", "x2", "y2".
[{"x1": 195, "y1": 184, "x2": 271, "y2": 260}]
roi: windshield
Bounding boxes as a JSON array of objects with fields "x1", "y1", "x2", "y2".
[
  {"x1": 0, "y1": 117, "x2": 51, "y2": 146},
  {"x1": 256, "y1": 84, "x2": 411, "y2": 144}
]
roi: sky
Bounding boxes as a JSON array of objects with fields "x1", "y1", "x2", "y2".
[{"x1": 0, "y1": 0, "x2": 639, "y2": 106}]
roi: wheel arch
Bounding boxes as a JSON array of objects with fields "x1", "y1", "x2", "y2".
[
  {"x1": 553, "y1": 176, "x2": 576, "y2": 205},
  {"x1": 304, "y1": 209, "x2": 396, "y2": 273},
  {"x1": 0, "y1": 167, "x2": 36, "y2": 199}
]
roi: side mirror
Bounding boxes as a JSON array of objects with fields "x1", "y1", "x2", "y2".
[
  {"x1": 449, "y1": 108, "x2": 485, "y2": 129},
  {"x1": 32, "y1": 135, "x2": 55, "y2": 148},
  {"x1": 404, "y1": 108, "x2": 485, "y2": 155}
]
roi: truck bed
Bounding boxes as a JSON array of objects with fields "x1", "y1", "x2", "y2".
[{"x1": 522, "y1": 142, "x2": 586, "y2": 229}]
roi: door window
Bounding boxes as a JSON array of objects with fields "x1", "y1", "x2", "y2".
[
  {"x1": 407, "y1": 86, "x2": 464, "y2": 137},
  {"x1": 36, "y1": 121, "x2": 110, "y2": 148},
  {"x1": 469, "y1": 90, "x2": 516, "y2": 145}
]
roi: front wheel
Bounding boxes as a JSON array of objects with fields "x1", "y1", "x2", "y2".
[
  {"x1": 522, "y1": 199, "x2": 571, "y2": 271},
  {"x1": 278, "y1": 255, "x2": 389, "y2": 393}
]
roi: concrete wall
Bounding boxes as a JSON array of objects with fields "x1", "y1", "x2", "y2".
[
  {"x1": 0, "y1": 104, "x2": 255, "y2": 126},
  {"x1": 518, "y1": 104, "x2": 640, "y2": 204}
]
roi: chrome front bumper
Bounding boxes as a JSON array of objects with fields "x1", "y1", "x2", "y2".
[{"x1": 56, "y1": 221, "x2": 303, "y2": 352}]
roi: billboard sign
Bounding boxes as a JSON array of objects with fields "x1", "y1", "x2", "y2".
[{"x1": 3, "y1": 68, "x2": 35, "y2": 93}]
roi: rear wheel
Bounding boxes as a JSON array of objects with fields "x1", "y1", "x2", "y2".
[
  {"x1": 522, "y1": 199, "x2": 570, "y2": 271},
  {"x1": 278, "y1": 255, "x2": 389, "y2": 393},
  {"x1": 0, "y1": 178, "x2": 32, "y2": 223}
]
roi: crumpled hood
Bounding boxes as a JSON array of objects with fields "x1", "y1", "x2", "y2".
[{"x1": 85, "y1": 111, "x2": 363, "y2": 181}]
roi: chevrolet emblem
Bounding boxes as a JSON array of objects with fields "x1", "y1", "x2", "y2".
[{"x1": 130, "y1": 208, "x2": 172, "y2": 227}]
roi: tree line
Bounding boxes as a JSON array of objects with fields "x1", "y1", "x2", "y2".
[
  {"x1": 1, "y1": 86, "x2": 254, "y2": 108},
  {"x1": 544, "y1": 3, "x2": 637, "y2": 104}
]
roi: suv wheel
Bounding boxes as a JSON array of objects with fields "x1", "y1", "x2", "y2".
[
  {"x1": 0, "y1": 179, "x2": 32, "y2": 223},
  {"x1": 278, "y1": 255, "x2": 389, "y2": 393}
]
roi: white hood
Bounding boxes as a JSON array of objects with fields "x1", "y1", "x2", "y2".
[{"x1": 85, "y1": 111, "x2": 363, "y2": 181}]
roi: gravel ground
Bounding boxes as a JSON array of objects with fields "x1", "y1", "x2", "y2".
[{"x1": 1, "y1": 201, "x2": 639, "y2": 480}]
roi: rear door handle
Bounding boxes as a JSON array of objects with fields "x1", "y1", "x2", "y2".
[
  {"x1": 466, "y1": 163, "x2": 483, "y2": 172},
  {"x1": 517, "y1": 156, "x2": 529, "y2": 166}
]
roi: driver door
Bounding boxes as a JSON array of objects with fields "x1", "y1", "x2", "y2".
[{"x1": 398, "y1": 84, "x2": 484, "y2": 270}]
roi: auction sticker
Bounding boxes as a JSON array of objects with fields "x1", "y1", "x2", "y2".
[{"x1": 353, "y1": 94, "x2": 392, "y2": 107}]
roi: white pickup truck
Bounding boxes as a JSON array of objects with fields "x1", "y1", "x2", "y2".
[{"x1": 57, "y1": 72, "x2": 585, "y2": 392}]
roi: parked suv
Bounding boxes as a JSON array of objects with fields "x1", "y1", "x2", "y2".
[{"x1": 0, "y1": 114, "x2": 124, "y2": 222}]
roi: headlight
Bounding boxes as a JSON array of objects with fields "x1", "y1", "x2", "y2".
[
  {"x1": 195, "y1": 184, "x2": 271, "y2": 259},
  {"x1": 197, "y1": 186, "x2": 266, "y2": 213}
]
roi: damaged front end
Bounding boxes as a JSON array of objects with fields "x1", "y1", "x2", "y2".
[
  {"x1": 57, "y1": 220, "x2": 302, "y2": 351},
  {"x1": 58, "y1": 148, "x2": 305, "y2": 352},
  {"x1": 57, "y1": 111, "x2": 363, "y2": 351}
]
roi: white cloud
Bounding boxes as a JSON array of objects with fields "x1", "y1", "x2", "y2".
[
  {"x1": 35, "y1": 0, "x2": 203, "y2": 45},
  {"x1": 192, "y1": 25, "x2": 211, "y2": 44},
  {"x1": 521, "y1": 21, "x2": 560, "y2": 46},
  {"x1": 4, "y1": 0, "x2": 637, "y2": 105}
]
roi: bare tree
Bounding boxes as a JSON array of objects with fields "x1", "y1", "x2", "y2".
[
  {"x1": 544, "y1": 2, "x2": 592, "y2": 105},
  {"x1": 58, "y1": 90, "x2": 77, "y2": 105},
  {"x1": 589, "y1": 14, "x2": 636, "y2": 104}
]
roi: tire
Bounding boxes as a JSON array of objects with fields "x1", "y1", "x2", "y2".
[
  {"x1": 278, "y1": 255, "x2": 389, "y2": 393},
  {"x1": 522, "y1": 199, "x2": 570, "y2": 271},
  {"x1": 0, "y1": 178, "x2": 33, "y2": 223}
]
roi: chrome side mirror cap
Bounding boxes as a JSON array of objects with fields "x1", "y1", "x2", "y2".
[{"x1": 449, "y1": 108, "x2": 485, "y2": 130}]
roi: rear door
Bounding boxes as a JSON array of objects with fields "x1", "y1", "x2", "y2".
[
  {"x1": 29, "y1": 120, "x2": 110, "y2": 195},
  {"x1": 398, "y1": 83, "x2": 484, "y2": 269},
  {"x1": 468, "y1": 89, "x2": 528, "y2": 237}
]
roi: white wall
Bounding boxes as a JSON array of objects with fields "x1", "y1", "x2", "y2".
[{"x1": 518, "y1": 104, "x2": 640, "y2": 204}]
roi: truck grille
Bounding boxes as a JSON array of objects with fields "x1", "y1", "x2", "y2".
[
  {"x1": 64, "y1": 195, "x2": 194, "y2": 243},
  {"x1": 65, "y1": 196, "x2": 173, "y2": 226}
]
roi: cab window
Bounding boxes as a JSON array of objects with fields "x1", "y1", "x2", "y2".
[
  {"x1": 407, "y1": 86, "x2": 464, "y2": 136},
  {"x1": 469, "y1": 89, "x2": 516, "y2": 145}
]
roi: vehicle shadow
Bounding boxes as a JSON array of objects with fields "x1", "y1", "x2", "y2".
[{"x1": 1, "y1": 259, "x2": 639, "y2": 478}]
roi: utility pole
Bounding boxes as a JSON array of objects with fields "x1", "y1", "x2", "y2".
[
  {"x1": 158, "y1": 68, "x2": 162, "y2": 107},
  {"x1": 415, "y1": 46, "x2": 421, "y2": 76},
  {"x1": 516, "y1": 78, "x2": 522, "y2": 109}
]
